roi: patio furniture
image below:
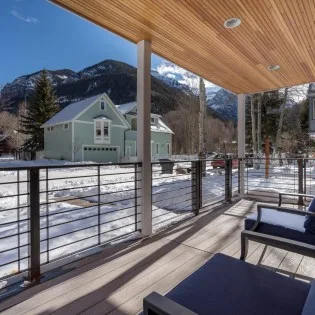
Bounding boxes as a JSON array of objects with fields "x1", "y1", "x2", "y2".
[
  {"x1": 241, "y1": 193, "x2": 315, "y2": 261},
  {"x1": 143, "y1": 253, "x2": 314, "y2": 315}
]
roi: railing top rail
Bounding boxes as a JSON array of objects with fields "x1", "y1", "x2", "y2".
[{"x1": 0, "y1": 161, "x2": 142, "y2": 171}]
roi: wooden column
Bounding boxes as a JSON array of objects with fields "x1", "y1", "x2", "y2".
[
  {"x1": 137, "y1": 40, "x2": 152, "y2": 236},
  {"x1": 238, "y1": 94, "x2": 246, "y2": 197}
]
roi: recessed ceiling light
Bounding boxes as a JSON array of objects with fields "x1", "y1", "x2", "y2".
[
  {"x1": 224, "y1": 18, "x2": 241, "y2": 29},
  {"x1": 268, "y1": 65, "x2": 280, "y2": 71}
]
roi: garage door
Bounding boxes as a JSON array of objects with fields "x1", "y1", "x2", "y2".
[{"x1": 83, "y1": 146, "x2": 119, "y2": 163}]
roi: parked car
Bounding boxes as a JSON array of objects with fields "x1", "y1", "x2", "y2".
[{"x1": 211, "y1": 154, "x2": 238, "y2": 169}]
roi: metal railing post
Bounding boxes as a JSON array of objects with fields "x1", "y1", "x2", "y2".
[
  {"x1": 28, "y1": 168, "x2": 41, "y2": 282},
  {"x1": 192, "y1": 160, "x2": 201, "y2": 215},
  {"x1": 297, "y1": 159, "x2": 304, "y2": 205},
  {"x1": 135, "y1": 163, "x2": 138, "y2": 231},
  {"x1": 225, "y1": 159, "x2": 232, "y2": 202},
  {"x1": 97, "y1": 165, "x2": 101, "y2": 245},
  {"x1": 303, "y1": 159, "x2": 307, "y2": 195}
]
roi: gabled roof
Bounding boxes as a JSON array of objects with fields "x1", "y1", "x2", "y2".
[
  {"x1": 42, "y1": 94, "x2": 103, "y2": 127},
  {"x1": 151, "y1": 118, "x2": 173, "y2": 134},
  {"x1": 116, "y1": 102, "x2": 137, "y2": 114},
  {"x1": 116, "y1": 101, "x2": 173, "y2": 134}
]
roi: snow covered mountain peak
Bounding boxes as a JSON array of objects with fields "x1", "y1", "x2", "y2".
[{"x1": 154, "y1": 61, "x2": 220, "y2": 93}]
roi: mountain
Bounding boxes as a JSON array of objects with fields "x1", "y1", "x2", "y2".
[
  {"x1": 207, "y1": 89, "x2": 238, "y2": 122},
  {"x1": 152, "y1": 61, "x2": 238, "y2": 122},
  {"x1": 153, "y1": 61, "x2": 221, "y2": 97},
  {"x1": 1, "y1": 59, "x2": 237, "y2": 122},
  {"x1": 1, "y1": 60, "x2": 193, "y2": 116}
]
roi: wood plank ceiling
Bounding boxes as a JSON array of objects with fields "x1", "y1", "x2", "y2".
[{"x1": 51, "y1": 0, "x2": 315, "y2": 94}]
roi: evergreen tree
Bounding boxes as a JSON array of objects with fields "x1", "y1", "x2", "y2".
[{"x1": 20, "y1": 70, "x2": 59, "y2": 151}]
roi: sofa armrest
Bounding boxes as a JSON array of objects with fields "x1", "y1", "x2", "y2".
[
  {"x1": 241, "y1": 230, "x2": 315, "y2": 258},
  {"x1": 143, "y1": 292, "x2": 197, "y2": 315},
  {"x1": 249, "y1": 204, "x2": 315, "y2": 231},
  {"x1": 278, "y1": 192, "x2": 313, "y2": 206}
]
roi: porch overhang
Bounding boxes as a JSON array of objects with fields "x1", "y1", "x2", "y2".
[{"x1": 51, "y1": 0, "x2": 315, "y2": 94}]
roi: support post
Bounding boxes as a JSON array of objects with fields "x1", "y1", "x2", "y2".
[
  {"x1": 137, "y1": 40, "x2": 152, "y2": 236},
  {"x1": 192, "y1": 161, "x2": 201, "y2": 215},
  {"x1": 225, "y1": 159, "x2": 232, "y2": 202},
  {"x1": 297, "y1": 159, "x2": 304, "y2": 206},
  {"x1": 28, "y1": 168, "x2": 41, "y2": 282},
  {"x1": 238, "y1": 94, "x2": 246, "y2": 197}
]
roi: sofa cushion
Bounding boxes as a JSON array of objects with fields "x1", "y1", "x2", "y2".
[
  {"x1": 245, "y1": 218, "x2": 315, "y2": 246},
  {"x1": 247, "y1": 208, "x2": 305, "y2": 232},
  {"x1": 302, "y1": 280, "x2": 315, "y2": 315},
  {"x1": 304, "y1": 198, "x2": 315, "y2": 234},
  {"x1": 166, "y1": 253, "x2": 310, "y2": 315}
]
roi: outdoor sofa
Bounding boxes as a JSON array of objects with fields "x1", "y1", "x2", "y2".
[
  {"x1": 143, "y1": 253, "x2": 315, "y2": 315},
  {"x1": 241, "y1": 192, "x2": 315, "y2": 261}
]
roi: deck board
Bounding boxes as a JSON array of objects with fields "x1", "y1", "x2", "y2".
[{"x1": 1, "y1": 199, "x2": 315, "y2": 315}]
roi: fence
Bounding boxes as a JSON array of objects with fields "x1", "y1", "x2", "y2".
[
  {"x1": 245, "y1": 158, "x2": 315, "y2": 203},
  {"x1": 0, "y1": 158, "x2": 240, "y2": 287},
  {"x1": 0, "y1": 163, "x2": 141, "y2": 286}
]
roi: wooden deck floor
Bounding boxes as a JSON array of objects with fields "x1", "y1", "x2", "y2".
[{"x1": 1, "y1": 199, "x2": 315, "y2": 315}]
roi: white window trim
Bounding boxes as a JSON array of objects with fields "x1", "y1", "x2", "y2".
[
  {"x1": 94, "y1": 119, "x2": 111, "y2": 144},
  {"x1": 313, "y1": 99, "x2": 315, "y2": 120},
  {"x1": 100, "y1": 100, "x2": 107, "y2": 111},
  {"x1": 63, "y1": 123, "x2": 69, "y2": 130}
]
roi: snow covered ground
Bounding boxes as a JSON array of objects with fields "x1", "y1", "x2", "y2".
[{"x1": 0, "y1": 157, "x2": 315, "y2": 279}]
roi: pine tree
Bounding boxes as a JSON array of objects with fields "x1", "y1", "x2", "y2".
[{"x1": 20, "y1": 70, "x2": 59, "y2": 151}]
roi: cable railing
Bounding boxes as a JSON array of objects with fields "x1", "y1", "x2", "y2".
[
  {"x1": 202, "y1": 159, "x2": 239, "y2": 207},
  {"x1": 0, "y1": 162, "x2": 141, "y2": 288},
  {"x1": 244, "y1": 158, "x2": 315, "y2": 203},
  {"x1": 151, "y1": 161, "x2": 195, "y2": 230},
  {"x1": 0, "y1": 169, "x2": 30, "y2": 283},
  {"x1": 0, "y1": 158, "x2": 243, "y2": 288}
]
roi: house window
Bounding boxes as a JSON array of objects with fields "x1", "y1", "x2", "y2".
[
  {"x1": 151, "y1": 117, "x2": 156, "y2": 124},
  {"x1": 100, "y1": 101, "x2": 106, "y2": 110},
  {"x1": 64, "y1": 123, "x2": 69, "y2": 130},
  {"x1": 94, "y1": 119, "x2": 110, "y2": 144},
  {"x1": 47, "y1": 127, "x2": 51, "y2": 132},
  {"x1": 103, "y1": 121, "x2": 109, "y2": 136},
  {"x1": 313, "y1": 99, "x2": 315, "y2": 120},
  {"x1": 156, "y1": 143, "x2": 160, "y2": 155},
  {"x1": 95, "y1": 121, "x2": 102, "y2": 137},
  {"x1": 51, "y1": 126, "x2": 55, "y2": 132},
  {"x1": 166, "y1": 143, "x2": 171, "y2": 154}
]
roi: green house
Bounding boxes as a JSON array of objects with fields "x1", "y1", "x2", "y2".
[{"x1": 41, "y1": 93, "x2": 173, "y2": 162}]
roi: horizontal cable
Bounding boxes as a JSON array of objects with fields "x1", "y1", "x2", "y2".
[{"x1": 151, "y1": 184, "x2": 193, "y2": 196}]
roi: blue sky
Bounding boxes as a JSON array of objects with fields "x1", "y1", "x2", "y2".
[{"x1": 0, "y1": 0, "x2": 164, "y2": 86}]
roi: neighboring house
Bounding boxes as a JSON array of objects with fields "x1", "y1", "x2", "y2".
[
  {"x1": 309, "y1": 83, "x2": 315, "y2": 139},
  {"x1": 41, "y1": 93, "x2": 173, "y2": 162}
]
